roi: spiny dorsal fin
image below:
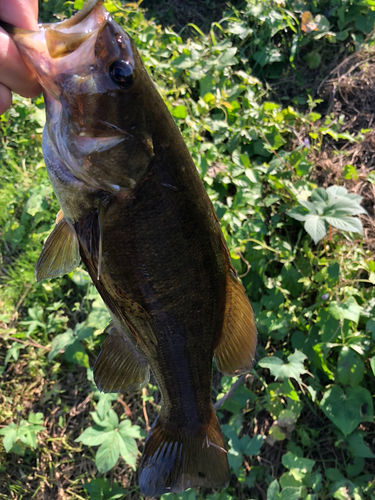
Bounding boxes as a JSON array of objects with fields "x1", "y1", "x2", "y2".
[
  {"x1": 94, "y1": 324, "x2": 150, "y2": 393},
  {"x1": 35, "y1": 218, "x2": 80, "y2": 282},
  {"x1": 214, "y1": 273, "x2": 257, "y2": 375}
]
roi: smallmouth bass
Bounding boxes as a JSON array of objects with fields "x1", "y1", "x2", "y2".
[{"x1": 2, "y1": 1, "x2": 257, "y2": 495}]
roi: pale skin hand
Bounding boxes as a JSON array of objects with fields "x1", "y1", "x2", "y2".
[{"x1": 0, "y1": 0, "x2": 42, "y2": 115}]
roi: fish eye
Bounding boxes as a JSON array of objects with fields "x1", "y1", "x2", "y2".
[{"x1": 109, "y1": 60, "x2": 134, "y2": 89}]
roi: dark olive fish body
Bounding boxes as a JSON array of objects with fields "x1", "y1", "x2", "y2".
[{"x1": 2, "y1": 1, "x2": 257, "y2": 495}]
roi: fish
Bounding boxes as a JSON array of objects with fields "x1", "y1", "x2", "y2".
[{"x1": 1, "y1": 0, "x2": 257, "y2": 496}]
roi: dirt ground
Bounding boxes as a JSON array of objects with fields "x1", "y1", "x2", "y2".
[{"x1": 314, "y1": 47, "x2": 375, "y2": 250}]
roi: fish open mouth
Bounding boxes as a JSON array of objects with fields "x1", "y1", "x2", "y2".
[
  {"x1": 42, "y1": 0, "x2": 106, "y2": 58},
  {"x1": 6, "y1": 0, "x2": 108, "y2": 97}
]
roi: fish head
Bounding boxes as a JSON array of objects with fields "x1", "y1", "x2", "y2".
[{"x1": 12, "y1": 0, "x2": 156, "y2": 193}]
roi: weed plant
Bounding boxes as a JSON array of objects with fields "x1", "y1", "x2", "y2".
[{"x1": 1, "y1": 0, "x2": 374, "y2": 499}]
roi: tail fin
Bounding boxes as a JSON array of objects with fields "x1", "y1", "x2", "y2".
[{"x1": 139, "y1": 408, "x2": 229, "y2": 497}]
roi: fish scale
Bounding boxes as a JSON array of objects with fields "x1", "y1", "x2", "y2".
[{"x1": 1, "y1": 0, "x2": 257, "y2": 495}]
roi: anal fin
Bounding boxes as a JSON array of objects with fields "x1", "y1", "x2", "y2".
[
  {"x1": 35, "y1": 217, "x2": 80, "y2": 282},
  {"x1": 94, "y1": 324, "x2": 150, "y2": 393},
  {"x1": 214, "y1": 273, "x2": 257, "y2": 375}
]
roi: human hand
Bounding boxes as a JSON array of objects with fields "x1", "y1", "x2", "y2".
[{"x1": 0, "y1": 0, "x2": 42, "y2": 115}]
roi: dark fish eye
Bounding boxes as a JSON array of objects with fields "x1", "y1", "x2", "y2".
[{"x1": 109, "y1": 60, "x2": 134, "y2": 89}]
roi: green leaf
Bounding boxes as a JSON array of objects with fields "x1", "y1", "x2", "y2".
[
  {"x1": 2, "y1": 428, "x2": 17, "y2": 452},
  {"x1": 48, "y1": 330, "x2": 75, "y2": 361},
  {"x1": 95, "y1": 432, "x2": 121, "y2": 473},
  {"x1": 215, "y1": 48, "x2": 238, "y2": 70},
  {"x1": 118, "y1": 433, "x2": 139, "y2": 469},
  {"x1": 64, "y1": 340, "x2": 89, "y2": 368},
  {"x1": 74, "y1": 323, "x2": 94, "y2": 341},
  {"x1": 267, "y1": 480, "x2": 279, "y2": 500},
  {"x1": 118, "y1": 419, "x2": 144, "y2": 439},
  {"x1": 28, "y1": 413, "x2": 44, "y2": 425},
  {"x1": 324, "y1": 216, "x2": 363, "y2": 235},
  {"x1": 304, "y1": 51, "x2": 321, "y2": 69},
  {"x1": 83, "y1": 478, "x2": 127, "y2": 500},
  {"x1": 337, "y1": 347, "x2": 364, "y2": 387},
  {"x1": 97, "y1": 394, "x2": 117, "y2": 421},
  {"x1": 304, "y1": 214, "x2": 327, "y2": 244},
  {"x1": 244, "y1": 435, "x2": 264, "y2": 456},
  {"x1": 346, "y1": 432, "x2": 375, "y2": 458},
  {"x1": 328, "y1": 297, "x2": 361, "y2": 324},
  {"x1": 320, "y1": 386, "x2": 374, "y2": 436},
  {"x1": 370, "y1": 356, "x2": 375, "y2": 377},
  {"x1": 298, "y1": 200, "x2": 318, "y2": 213},
  {"x1": 282, "y1": 451, "x2": 315, "y2": 480},
  {"x1": 76, "y1": 426, "x2": 113, "y2": 447},
  {"x1": 355, "y1": 13, "x2": 375, "y2": 34},
  {"x1": 287, "y1": 206, "x2": 308, "y2": 221},
  {"x1": 258, "y1": 350, "x2": 307, "y2": 382},
  {"x1": 279, "y1": 487, "x2": 303, "y2": 500},
  {"x1": 171, "y1": 106, "x2": 187, "y2": 119},
  {"x1": 311, "y1": 188, "x2": 328, "y2": 203}
]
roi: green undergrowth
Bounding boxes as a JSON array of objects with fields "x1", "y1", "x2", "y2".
[{"x1": 1, "y1": 0, "x2": 375, "y2": 499}]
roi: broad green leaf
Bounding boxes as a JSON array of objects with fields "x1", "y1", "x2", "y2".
[
  {"x1": 71, "y1": 268, "x2": 91, "y2": 286},
  {"x1": 215, "y1": 47, "x2": 238, "y2": 70},
  {"x1": 258, "y1": 350, "x2": 307, "y2": 382},
  {"x1": 171, "y1": 106, "x2": 187, "y2": 119},
  {"x1": 118, "y1": 433, "x2": 139, "y2": 469},
  {"x1": 279, "y1": 487, "x2": 303, "y2": 500},
  {"x1": 328, "y1": 297, "x2": 361, "y2": 324},
  {"x1": 83, "y1": 479, "x2": 127, "y2": 500},
  {"x1": 304, "y1": 214, "x2": 327, "y2": 244},
  {"x1": 320, "y1": 385, "x2": 373, "y2": 436},
  {"x1": 298, "y1": 200, "x2": 318, "y2": 213},
  {"x1": 95, "y1": 432, "x2": 120, "y2": 473},
  {"x1": 74, "y1": 323, "x2": 94, "y2": 341},
  {"x1": 64, "y1": 340, "x2": 89, "y2": 368},
  {"x1": 324, "y1": 216, "x2": 363, "y2": 235},
  {"x1": 28, "y1": 413, "x2": 44, "y2": 425},
  {"x1": 244, "y1": 435, "x2": 264, "y2": 456},
  {"x1": 267, "y1": 480, "x2": 279, "y2": 500},
  {"x1": 2, "y1": 428, "x2": 17, "y2": 452},
  {"x1": 87, "y1": 298, "x2": 111, "y2": 332},
  {"x1": 76, "y1": 426, "x2": 113, "y2": 446},
  {"x1": 355, "y1": 12, "x2": 375, "y2": 34},
  {"x1": 282, "y1": 451, "x2": 315, "y2": 480},
  {"x1": 107, "y1": 410, "x2": 119, "y2": 429},
  {"x1": 337, "y1": 347, "x2": 364, "y2": 387},
  {"x1": 118, "y1": 419, "x2": 144, "y2": 439},
  {"x1": 370, "y1": 356, "x2": 375, "y2": 377},
  {"x1": 311, "y1": 188, "x2": 328, "y2": 203},
  {"x1": 326, "y1": 186, "x2": 348, "y2": 197},
  {"x1": 48, "y1": 330, "x2": 75, "y2": 361},
  {"x1": 97, "y1": 393, "x2": 116, "y2": 421},
  {"x1": 346, "y1": 432, "x2": 375, "y2": 458},
  {"x1": 331, "y1": 479, "x2": 362, "y2": 500}
]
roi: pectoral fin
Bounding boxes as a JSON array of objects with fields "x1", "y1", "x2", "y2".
[
  {"x1": 214, "y1": 273, "x2": 257, "y2": 376},
  {"x1": 35, "y1": 218, "x2": 80, "y2": 282},
  {"x1": 94, "y1": 324, "x2": 150, "y2": 393}
]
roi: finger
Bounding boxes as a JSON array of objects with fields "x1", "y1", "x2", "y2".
[
  {"x1": 0, "y1": 0, "x2": 38, "y2": 30},
  {"x1": 0, "y1": 28, "x2": 42, "y2": 98},
  {"x1": 0, "y1": 82, "x2": 12, "y2": 116}
]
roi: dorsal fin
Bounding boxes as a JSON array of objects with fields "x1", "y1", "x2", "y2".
[
  {"x1": 214, "y1": 273, "x2": 257, "y2": 375},
  {"x1": 94, "y1": 323, "x2": 150, "y2": 393},
  {"x1": 35, "y1": 218, "x2": 80, "y2": 282}
]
